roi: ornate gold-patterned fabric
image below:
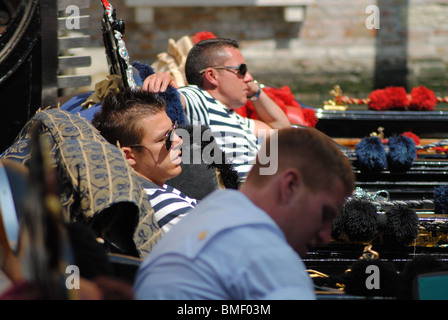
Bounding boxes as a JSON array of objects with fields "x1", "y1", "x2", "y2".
[{"x1": 1, "y1": 108, "x2": 161, "y2": 258}]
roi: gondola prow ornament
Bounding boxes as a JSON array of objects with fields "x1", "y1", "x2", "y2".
[{"x1": 100, "y1": 0, "x2": 137, "y2": 90}]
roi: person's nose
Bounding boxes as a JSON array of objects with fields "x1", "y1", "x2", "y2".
[
  {"x1": 245, "y1": 71, "x2": 254, "y2": 82},
  {"x1": 171, "y1": 131, "x2": 183, "y2": 149}
]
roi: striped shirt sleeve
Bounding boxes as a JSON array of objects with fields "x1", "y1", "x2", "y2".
[
  {"x1": 178, "y1": 85, "x2": 260, "y2": 183},
  {"x1": 179, "y1": 86, "x2": 210, "y2": 126},
  {"x1": 145, "y1": 185, "x2": 197, "y2": 234}
]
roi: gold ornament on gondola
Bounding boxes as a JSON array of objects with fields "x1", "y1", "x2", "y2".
[{"x1": 323, "y1": 85, "x2": 348, "y2": 111}]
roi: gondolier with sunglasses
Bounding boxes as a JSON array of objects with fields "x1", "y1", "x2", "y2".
[{"x1": 143, "y1": 38, "x2": 290, "y2": 183}]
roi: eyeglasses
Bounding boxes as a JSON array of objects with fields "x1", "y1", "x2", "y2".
[
  {"x1": 199, "y1": 64, "x2": 248, "y2": 76},
  {"x1": 129, "y1": 121, "x2": 178, "y2": 151}
]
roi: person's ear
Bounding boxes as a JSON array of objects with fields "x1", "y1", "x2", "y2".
[
  {"x1": 203, "y1": 68, "x2": 219, "y2": 87},
  {"x1": 121, "y1": 146, "x2": 137, "y2": 167},
  {"x1": 279, "y1": 168, "x2": 301, "y2": 204}
]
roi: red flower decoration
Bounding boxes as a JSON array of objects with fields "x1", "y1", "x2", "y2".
[
  {"x1": 191, "y1": 31, "x2": 217, "y2": 44},
  {"x1": 409, "y1": 86, "x2": 438, "y2": 111}
]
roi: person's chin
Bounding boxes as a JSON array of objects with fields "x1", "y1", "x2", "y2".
[{"x1": 168, "y1": 165, "x2": 182, "y2": 180}]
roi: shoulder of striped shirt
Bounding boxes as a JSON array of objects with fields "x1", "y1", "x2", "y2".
[
  {"x1": 180, "y1": 86, "x2": 254, "y2": 128},
  {"x1": 144, "y1": 185, "x2": 197, "y2": 205},
  {"x1": 179, "y1": 86, "x2": 217, "y2": 104}
]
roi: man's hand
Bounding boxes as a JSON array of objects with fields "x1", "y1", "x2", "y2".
[
  {"x1": 142, "y1": 72, "x2": 178, "y2": 93},
  {"x1": 246, "y1": 79, "x2": 291, "y2": 135},
  {"x1": 246, "y1": 80, "x2": 260, "y2": 100}
]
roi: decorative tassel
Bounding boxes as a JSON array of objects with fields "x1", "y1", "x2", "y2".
[
  {"x1": 387, "y1": 135, "x2": 417, "y2": 171},
  {"x1": 434, "y1": 185, "x2": 448, "y2": 214},
  {"x1": 332, "y1": 198, "x2": 379, "y2": 243},
  {"x1": 329, "y1": 84, "x2": 445, "y2": 111},
  {"x1": 382, "y1": 205, "x2": 419, "y2": 246},
  {"x1": 368, "y1": 87, "x2": 409, "y2": 111},
  {"x1": 132, "y1": 61, "x2": 186, "y2": 125},
  {"x1": 355, "y1": 136, "x2": 387, "y2": 171},
  {"x1": 409, "y1": 86, "x2": 438, "y2": 111}
]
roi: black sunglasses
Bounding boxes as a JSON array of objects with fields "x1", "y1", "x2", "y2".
[
  {"x1": 199, "y1": 64, "x2": 248, "y2": 76},
  {"x1": 129, "y1": 120, "x2": 178, "y2": 151}
]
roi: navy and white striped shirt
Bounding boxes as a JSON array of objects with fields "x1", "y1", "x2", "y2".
[
  {"x1": 179, "y1": 85, "x2": 260, "y2": 183},
  {"x1": 145, "y1": 184, "x2": 197, "y2": 234}
]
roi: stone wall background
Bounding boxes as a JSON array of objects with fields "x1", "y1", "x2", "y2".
[{"x1": 79, "y1": 0, "x2": 448, "y2": 107}]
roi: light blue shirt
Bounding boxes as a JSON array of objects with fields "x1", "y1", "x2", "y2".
[{"x1": 133, "y1": 189, "x2": 315, "y2": 300}]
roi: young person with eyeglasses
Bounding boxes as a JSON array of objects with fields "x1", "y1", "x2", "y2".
[
  {"x1": 91, "y1": 89, "x2": 197, "y2": 234},
  {"x1": 143, "y1": 38, "x2": 290, "y2": 183}
]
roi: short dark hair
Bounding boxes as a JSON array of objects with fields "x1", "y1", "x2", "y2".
[
  {"x1": 92, "y1": 88, "x2": 166, "y2": 147},
  {"x1": 185, "y1": 38, "x2": 239, "y2": 87}
]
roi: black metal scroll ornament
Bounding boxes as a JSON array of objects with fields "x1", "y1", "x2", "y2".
[{"x1": 100, "y1": 0, "x2": 136, "y2": 90}]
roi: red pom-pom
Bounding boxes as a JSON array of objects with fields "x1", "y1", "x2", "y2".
[
  {"x1": 368, "y1": 89, "x2": 390, "y2": 110},
  {"x1": 385, "y1": 87, "x2": 409, "y2": 110},
  {"x1": 192, "y1": 31, "x2": 217, "y2": 44},
  {"x1": 409, "y1": 86, "x2": 437, "y2": 111},
  {"x1": 401, "y1": 131, "x2": 420, "y2": 146},
  {"x1": 368, "y1": 87, "x2": 409, "y2": 110}
]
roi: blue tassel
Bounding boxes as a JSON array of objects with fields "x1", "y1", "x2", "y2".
[
  {"x1": 132, "y1": 61, "x2": 186, "y2": 125},
  {"x1": 387, "y1": 135, "x2": 416, "y2": 171},
  {"x1": 434, "y1": 185, "x2": 448, "y2": 214},
  {"x1": 355, "y1": 136, "x2": 387, "y2": 171},
  {"x1": 132, "y1": 61, "x2": 155, "y2": 80}
]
